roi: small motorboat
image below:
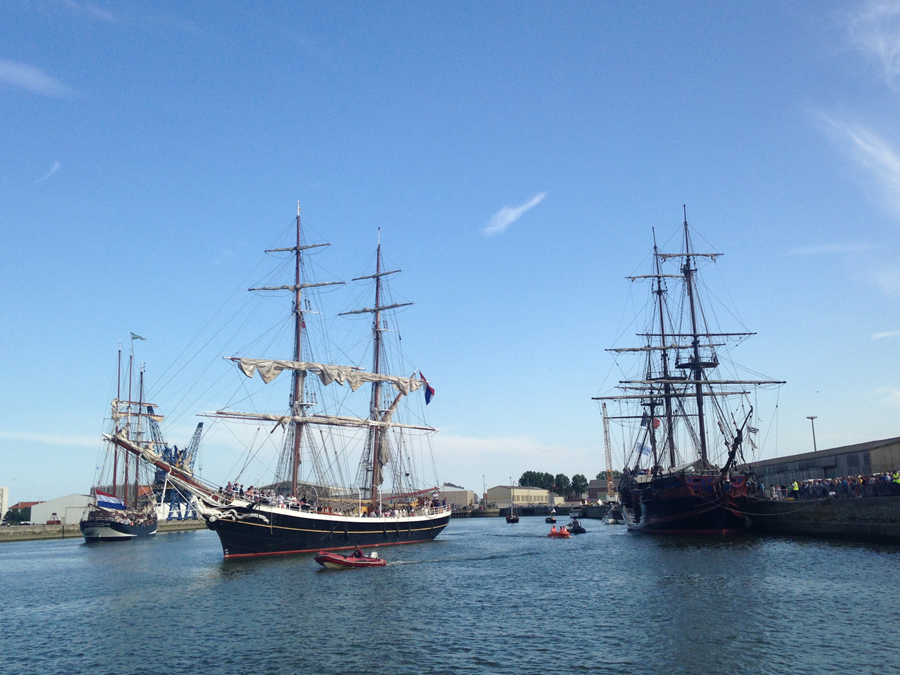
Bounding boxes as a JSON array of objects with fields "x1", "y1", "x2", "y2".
[
  {"x1": 547, "y1": 527, "x2": 571, "y2": 538},
  {"x1": 314, "y1": 549, "x2": 387, "y2": 570},
  {"x1": 545, "y1": 516, "x2": 556, "y2": 523},
  {"x1": 567, "y1": 519, "x2": 587, "y2": 534},
  {"x1": 606, "y1": 504, "x2": 624, "y2": 525}
]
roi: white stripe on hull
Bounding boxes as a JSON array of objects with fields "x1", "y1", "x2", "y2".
[{"x1": 82, "y1": 525, "x2": 136, "y2": 541}]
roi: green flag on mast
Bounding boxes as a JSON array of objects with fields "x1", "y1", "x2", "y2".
[{"x1": 130, "y1": 333, "x2": 146, "y2": 341}]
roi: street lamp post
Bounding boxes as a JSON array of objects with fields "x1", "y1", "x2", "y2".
[{"x1": 807, "y1": 416, "x2": 818, "y2": 453}]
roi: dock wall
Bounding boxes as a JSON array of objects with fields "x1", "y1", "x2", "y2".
[
  {"x1": 747, "y1": 496, "x2": 900, "y2": 542},
  {"x1": 0, "y1": 519, "x2": 207, "y2": 544}
]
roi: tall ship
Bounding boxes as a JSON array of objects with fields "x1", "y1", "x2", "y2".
[
  {"x1": 595, "y1": 210, "x2": 784, "y2": 534},
  {"x1": 81, "y1": 342, "x2": 160, "y2": 542},
  {"x1": 105, "y1": 206, "x2": 450, "y2": 558}
]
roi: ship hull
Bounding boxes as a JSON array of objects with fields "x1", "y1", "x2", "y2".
[
  {"x1": 80, "y1": 517, "x2": 157, "y2": 542},
  {"x1": 203, "y1": 504, "x2": 451, "y2": 558},
  {"x1": 620, "y1": 473, "x2": 751, "y2": 535}
]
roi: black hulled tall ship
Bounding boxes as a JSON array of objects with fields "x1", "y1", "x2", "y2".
[
  {"x1": 595, "y1": 210, "x2": 784, "y2": 535},
  {"x1": 110, "y1": 206, "x2": 450, "y2": 558}
]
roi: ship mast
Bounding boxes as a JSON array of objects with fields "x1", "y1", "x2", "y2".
[
  {"x1": 290, "y1": 205, "x2": 304, "y2": 496},
  {"x1": 112, "y1": 345, "x2": 121, "y2": 501},
  {"x1": 370, "y1": 235, "x2": 384, "y2": 509},
  {"x1": 340, "y1": 232, "x2": 412, "y2": 510},
  {"x1": 248, "y1": 203, "x2": 343, "y2": 496},
  {"x1": 597, "y1": 208, "x2": 785, "y2": 472},
  {"x1": 125, "y1": 342, "x2": 134, "y2": 507},
  {"x1": 681, "y1": 207, "x2": 709, "y2": 465},
  {"x1": 652, "y1": 229, "x2": 677, "y2": 468}
]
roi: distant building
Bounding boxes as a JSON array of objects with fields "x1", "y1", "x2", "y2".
[
  {"x1": 748, "y1": 436, "x2": 900, "y2": 487},
  {"x1": 7, "y1": 501, "x2": 42, "y2": 522},
  {"x1": 0, "y1": 487, "x2": 7, "y2": 521},
  {"x1": 486, "y1": 485, "x2": 561, "y2": 507},
  {"x1": 437, "y1": 484, "x2": 476, "y2": 509},
  {"x1": 587, "y1": 479, "x2": 610, "y2": 502},
  {"x1": 31, "y1": 494, "x2": 91, "y2": 526}
]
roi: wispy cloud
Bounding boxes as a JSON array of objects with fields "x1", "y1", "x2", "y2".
[
  {"x1": 873, "y1": 265, "x2": 900, "y2": 295},
  {"x1": 787, "y1": 242, "x2": 871, "y2": 256},
  {"x1": 61, "y1": 0, "x2": 116, "y2": 23},
  {"x1": 873, "y1": 330, "x2": 900, "y2": 338},
  {"x1": 482, "y1": 192, "x2": 546, "y2": 236},
  {"x1": 35, "y1": 161, "x2": 61, "y2": 184},
  {"x1": 0, "y1": 430, "x2": 97, "y2": 447},
  {"x1": 849, "y1": 0, "x2": 900, "y2": 88},
  {"x1": 0, "y1": 59, "x2": 74, "y2": 97},
  {"x1": 873, "y1": 386, "x2": 900, "y2": 406},
  {"x1": 818, "y1": 113, "x2": 900, "y2": 214}
]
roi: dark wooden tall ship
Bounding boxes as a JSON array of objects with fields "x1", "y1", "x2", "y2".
[{"x1": 595, "y1": 209, "x2": 784, "y2": 534}]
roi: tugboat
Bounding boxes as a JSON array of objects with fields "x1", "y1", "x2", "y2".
[{"x1": 594, "y1": 208, "x2": 784, "y2": 534}]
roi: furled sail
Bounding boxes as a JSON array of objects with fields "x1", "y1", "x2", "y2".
[
  {"x1": 204, "y1": 410, "x2": 436, "y2": 433},
  {"x1": 234, "y1": 358, "x2": 424, "y2": 395}
]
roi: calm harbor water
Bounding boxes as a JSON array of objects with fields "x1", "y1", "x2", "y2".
[{"x1": 3, "y1": 518, "x2": 899, "y2": 675}]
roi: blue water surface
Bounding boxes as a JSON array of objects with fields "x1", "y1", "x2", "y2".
[{"x1": 1, "y1": 518, "x2": 898, "y2": 675}]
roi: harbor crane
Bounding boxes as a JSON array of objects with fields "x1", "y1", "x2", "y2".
[{"x1": 148, "y1": 407, "x2": 203, "y2": 520}]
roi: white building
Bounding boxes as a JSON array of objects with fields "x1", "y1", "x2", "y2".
[
  {"x1": 0, "y1": 486, "x2": 8, "y2": 521},
  {"x1": 437, "y1": 484, "x2": 476, "y2": 509},
  {"x1": 485, "y1": 485, "x2": 562, "y2": 507},
  {"x1": 30, "y1": 494, "x2": 91, "y2": 526}
]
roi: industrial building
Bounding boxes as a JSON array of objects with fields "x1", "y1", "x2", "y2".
[
  {"x1": 587, "y1": 479, "x2": 610, "y2": 502},
  {"x1": 748, "y1": 436, "x2": 900, "y2": 487},
  {"x1": 30, "y1": 494, "x2": 91, "y2": 526},
  {"x1": 486, "y1": 485, "x2": 563, "y2": 507},
  {"x1": 436, "y1": 484, "x2": 477, "y2": 509}
]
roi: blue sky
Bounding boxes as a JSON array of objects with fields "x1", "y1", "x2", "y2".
[{"x1": 3, "y1": 1, "x2": 900, "y2": 502}]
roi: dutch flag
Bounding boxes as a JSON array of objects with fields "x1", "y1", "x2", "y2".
[
  {"x1": 419, "y1": 372, "x2": 435, "y2": 405},
  {"x1": 96, "y1": 490, "x2": 126, "y2": 510}
]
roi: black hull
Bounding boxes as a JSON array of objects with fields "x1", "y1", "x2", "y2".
[
  {"x1": 204, "y1": 507, "x2": 451, "y2": 558},
  {"x1": 80, "y1": 517, "x2": 157, "y2": 542},
  {"x1": 621, "y1": 474, "x2": 752, "y2": 535}
]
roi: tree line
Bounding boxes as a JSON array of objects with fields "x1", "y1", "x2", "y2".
[{"x1": 517, "y1": 470, "x2": 624, "y2": 499}]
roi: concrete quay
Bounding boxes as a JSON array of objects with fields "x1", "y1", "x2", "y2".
[
  {"x1": 451, "y1": 508, "x2": 500, "y2": 518},
  {"x1": 746, "y1": 496, "x2": 900, "y2": 543},
  {"x1": 0, "y1": 519, "x2": 207, "y2": 544}
]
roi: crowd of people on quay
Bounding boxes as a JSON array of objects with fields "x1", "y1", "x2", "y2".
[
  {"x1": 769, "y1": 471, "x2": 900, "y2": 500},
  {"x1": 216, "y1": 481, "x2": 449, "y2": 516}
]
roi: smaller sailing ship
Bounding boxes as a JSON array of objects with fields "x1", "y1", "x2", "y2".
[
  {"x1": 506, "y1": 479, "x2": 520, "y2": 523},
  {"x1": 595, "y1": 209, "x2": 784, "y2": 534},
  {"x1": 81, "y1": 339, "x2": 159, "y2": 542}
]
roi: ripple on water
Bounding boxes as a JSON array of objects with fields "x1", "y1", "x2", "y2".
[{"x1": 2, "y1": 522, "x2": 900, "y2": 674}]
